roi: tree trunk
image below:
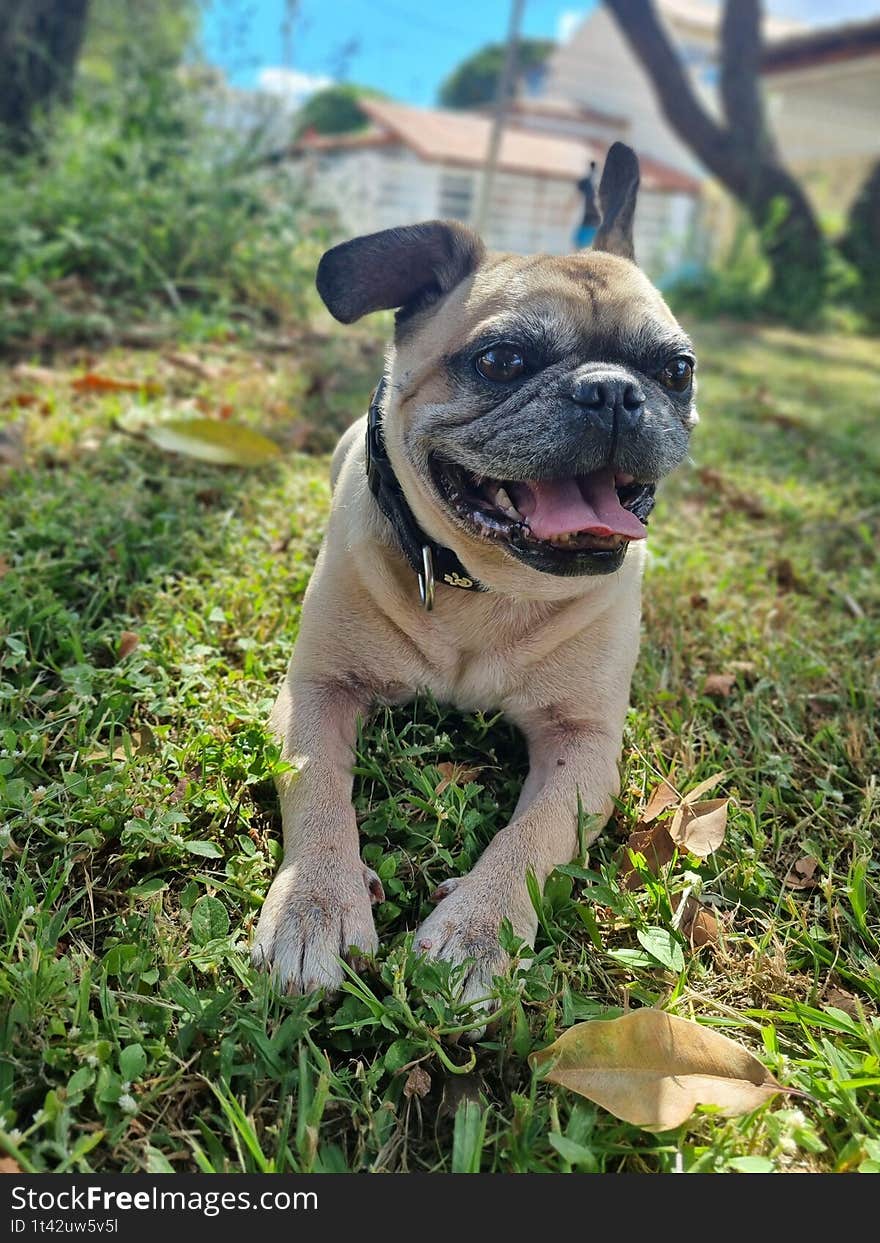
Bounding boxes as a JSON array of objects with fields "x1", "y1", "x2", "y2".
[
  {"x1": 0, "y1": 0, "x2": 90, "y2": 152},
  {"x1": 606, "y1": 0, "x2": 826, "y2": 319}
]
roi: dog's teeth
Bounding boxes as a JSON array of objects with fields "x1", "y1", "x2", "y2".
[{"x1": 493, "y1": 486, "x2": 520, "y2": 519}]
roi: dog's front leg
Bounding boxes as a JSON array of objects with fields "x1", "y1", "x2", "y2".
[
  {"x1": 414, "y1": 706, "x2": 622, "y2": 1006},
  {"x1": 251, "y1": 675, "x2": 381, "y2": 993}
]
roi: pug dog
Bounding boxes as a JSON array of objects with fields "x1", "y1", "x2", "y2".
[{"x1": 251, "y1": 144, "x2": 697, "y2": 1006}]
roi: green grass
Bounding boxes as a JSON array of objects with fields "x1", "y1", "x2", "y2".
[{"x1": 0, "y1": 321, "x2": 878, "y2": 1174}]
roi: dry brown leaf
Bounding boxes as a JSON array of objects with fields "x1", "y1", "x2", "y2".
[
  {"x1": 729, "y1": 660, "x2": 758, "y2": 680},
  {"x1": 135, "y1": 722, "x2": 156, "y2": 755},
  {"x1": 166, "y1": 351, "x2": 222, "y2": 380},
  {"x1": 728, "y1": 493, "x2": 767, "y2": 519},
  {"x1": 0, "y1": 1155, "x2": 22, "y2": 1173},
  {"x1": 194, "y1": 396, "x2": 235, "y2": 421},
  {"x1": 642, "y1": 779, "x2": 679, "y2": 822},
  {"x1": 5, "y1": 391, "x2": 39, "y2": 408},
  {"x1": 824, "y1": 987, "x2": 859, "y2": 1018},
  {"x1": 169, "y1": 775, "x2": 190, "y2": 805},
  {"x1": 773, "y1": 557, "x2": 801, "y2": 594},
  {"x1": 118, "y1": 631, "x2": 140, "y2": 660},
  {"x1": 531, "y1": 1009, "x2": 787, "y2": 1130},
  {"x1": 72, "y1": 372, "x2": 161, "y2": 395},
  {"x1": 87, "y1": 729, "x2": 154, "y2": 763},
  {"x1": 12, "y1": 363, "x2": 60, "y2": 385},
  {"x1": 784, "y1": 856, "x2": 819, "y2": 889},
  {"x1": 404, "y1": 1065, "x2": 431, "y2": 1099},
  {"x1": 696, "y1": 467, "x2": 766, "y2": 519},
  {"x1": 669, "y1": 799, "x2": 728, "y2": 858},
  {"x1": 619, "y1": 822, "x2": 676, "y2": 891},
  {"x1": 0, "y1": 554, "x2": 9, "y2": 578},
  {"x1": 434, "y1": 761, "x2": 482, "y2": 794},
  {"x1": 703, "y1": 673, "x2": 736, "y2": 698},
  {"x1": 674, "y1": 893, "x2": 719, "y2": 949},
  {"x1": 3, "y1": 836, "x2": 22, "y2": 861},
  {"x1": 685, "y1": 771, "x2": 727, "y2": 802}
]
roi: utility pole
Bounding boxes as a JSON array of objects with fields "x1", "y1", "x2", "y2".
[{"x1": 474, "y1": 0, "x2": 525, "y2": 235}]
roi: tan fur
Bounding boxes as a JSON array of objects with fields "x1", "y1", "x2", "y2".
[{"x1": 251, "y1": 246, "x2": 687, "y2": 1015}]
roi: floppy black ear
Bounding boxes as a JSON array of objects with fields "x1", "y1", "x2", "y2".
[
  {"x1": 593, "y1": 142, "x2": 640, "y2": 262},
  {"x1": 315, "y1": 220, "x2": 485, "y2": 324}
]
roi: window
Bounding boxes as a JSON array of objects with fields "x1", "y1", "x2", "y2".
[{"x1": 438, "y1": 171, "x2": 475, "y2": 223}]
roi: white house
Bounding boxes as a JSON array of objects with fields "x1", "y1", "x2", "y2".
[
  {"x1": 545, "y1": 2, "x2": 880, "y2": 216},
  {"x1": 762, "y1": 17, "x2": 880, "y2": 214},
  {"x1": 542, "y1": 0, "x2": 803, "y2": 176},
  {"x1": 292, "y1": 97, "x2": 701, "y2": 276}
]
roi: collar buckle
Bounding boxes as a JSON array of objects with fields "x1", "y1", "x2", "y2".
[{"x1": 417, "y1": 545, "x2": 435, "y2": 611}]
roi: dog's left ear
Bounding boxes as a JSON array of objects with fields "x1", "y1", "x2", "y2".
[
  {"x1": 316, "y1": 220, "x2": 485, "y2": 324},
  {"x1": 593, "y1": 143, "x2": 640, "y2": 262}
]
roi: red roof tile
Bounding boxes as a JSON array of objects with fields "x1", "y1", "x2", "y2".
[{"x1": 299, "y1": 99, "x2": 699, "y2": 194}]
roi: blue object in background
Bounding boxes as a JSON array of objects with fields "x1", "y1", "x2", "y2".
[{"x1": 574, "y1": 224, "x2": 598, "y2": 249}]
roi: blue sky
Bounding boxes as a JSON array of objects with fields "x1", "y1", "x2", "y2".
[
  {"x1": 201, "y1": 0, "x2": 880, "y2": 107},
  {"x1": 202, "y1": 0, "x2": 594, "y2": 104}
]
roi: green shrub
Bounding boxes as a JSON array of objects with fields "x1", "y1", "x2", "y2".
[
  {"x1": 0, "y1": 0, "x2": 324, "y2": 347},
  {"x1": 667, "y1": 200, "x2": 869, "y2": 331}
]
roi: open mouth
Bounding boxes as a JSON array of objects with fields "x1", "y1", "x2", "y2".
[{"x1": 431, "y1": 459, "x2": 656, "y2": 576}]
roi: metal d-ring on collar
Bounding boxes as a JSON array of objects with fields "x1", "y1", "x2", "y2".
[
  {"x1": 365, "y1": 376, "x2": 486, "y2": 611},
  {"x1": 418, "y1": 545, "x2": 436, "y2": 611}
]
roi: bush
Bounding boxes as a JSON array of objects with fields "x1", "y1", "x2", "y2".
[
  {"x1": 0, "y1": 1, "x2": 324, "y2": 348},
  {"x1": 667, "y1": 201, "x2": 868, "y2": 332}
]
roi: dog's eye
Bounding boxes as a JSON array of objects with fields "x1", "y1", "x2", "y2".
[
  {"x1": 658, "y1": 356, "x2": 694, "y2": 392},
  {"x1": 475, "y1": 345, "x2": 526, "y2": 382}
]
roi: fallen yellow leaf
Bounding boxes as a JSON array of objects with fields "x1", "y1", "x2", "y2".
[
  {"x1": 619, "y1": 821, "x2": 676, "y2": 891},
  {"x1": 669, "y1": 798, "x2": 728, "y2": 858},
  {"x1": 684, "y1": 771, "x2": 727, "y2": 802},
  {"x1": 784, "y1": 855, "x2": 819, "y2": 889},
  {"x1": 118, "y1": 630, "x2": 140, "y2": 660},
  {"x1": 703, "y1": 673, "x2": 737, "y2": 698},
  {"x1": 531, "y1": 1009, "x2": 788, "y2": 1130},
  {"x1": 674, "y1": 893, "x2": 720, "y2": 949},
  {"x1": 143, "y1": 419, "x2": 281, "y2": 466},
  {"x1": 641, "y1": 778, "x2": 679, "y2": 822}
]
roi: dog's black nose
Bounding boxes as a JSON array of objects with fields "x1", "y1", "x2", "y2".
[{"x1": 571, "y1": 374, "x2": 645, "y2": 434}]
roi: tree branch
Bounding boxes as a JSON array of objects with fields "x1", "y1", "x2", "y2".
[
  {"x1": 606, "y1": 4, "x2": 727, "y2": 153},
  {"x1": 606, "y1": 0, "x2": 826, "y2": 316}
]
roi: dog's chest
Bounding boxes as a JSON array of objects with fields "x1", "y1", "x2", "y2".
[{"x1": 417, "y1": 592, "x2": 613, "y2": 711}]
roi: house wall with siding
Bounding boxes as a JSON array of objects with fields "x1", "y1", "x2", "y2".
[
  {"x1": 766, "y1": 56, "x2": 880, "y2": 215},
  {"x1": 543, "y1": 6, "x2": 710, "y2": 176},
  {"x1": 301, "y1": 147, "x2": 699, "y2": 278}
]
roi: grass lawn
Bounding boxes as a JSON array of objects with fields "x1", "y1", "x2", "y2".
[{"x1": 0, "y1": 320, "x2": 878, "y2": 1174}]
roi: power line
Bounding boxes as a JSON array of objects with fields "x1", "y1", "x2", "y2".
[{"x1": 359, "y1": 0, "x2": 480, "y2": 44}]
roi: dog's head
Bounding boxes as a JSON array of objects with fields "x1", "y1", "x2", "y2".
[{"x1": 316, "y1": 144, "x2": 697, "y2": 594}]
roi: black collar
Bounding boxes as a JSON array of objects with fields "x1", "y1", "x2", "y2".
[{"x1": 365, "y1": 377, "x2": 486, "y2": 610}]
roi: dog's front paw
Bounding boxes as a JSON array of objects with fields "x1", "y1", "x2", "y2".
[
  {"x1": 251, "y1": 860, "x2": 382, "y2": 994},
  {"x1": 413, "y1": 877, "x2": 536, "y2": 1025}
]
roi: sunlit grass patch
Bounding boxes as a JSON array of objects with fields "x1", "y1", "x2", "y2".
[{"x1": 0, "y1": 323, "x2": 877, "y2": 1172}]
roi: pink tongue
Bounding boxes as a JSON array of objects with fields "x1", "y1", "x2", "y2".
[{"x1": 509, "y1": 470, "x2": 647, "y2": 540}]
